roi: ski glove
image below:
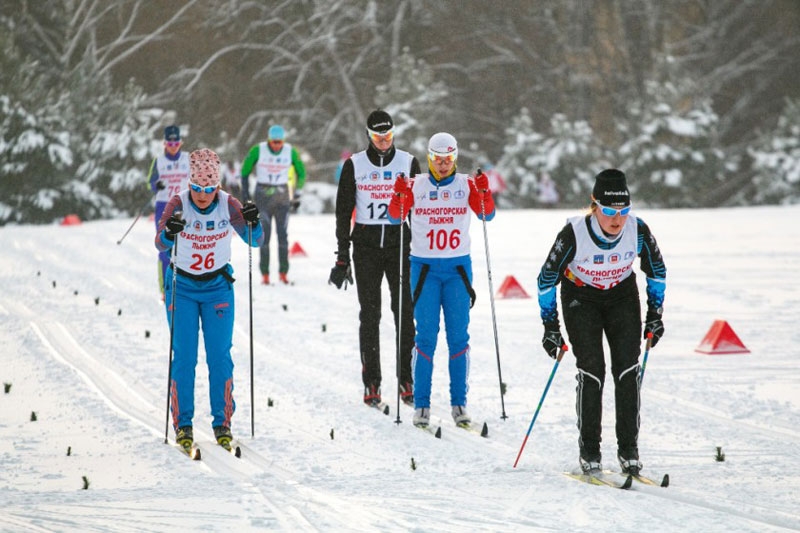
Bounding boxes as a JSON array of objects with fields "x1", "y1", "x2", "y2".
[
  {"x1": 644, "y1": 306, "x2": 665, "y2": 347},
  {"x1": 474, "y1": 172, "x2": 490, "y2": 192},
  {"x1": 164, "y1": 214, "x2": 186, "y2": 240},
  {"x1": 393, "y1": 174, "x2": 411, "y2": 197},
  {"x1": 329, "y1": 260, "x2": 354, "y2": 290},
  {"x1": 156, "y1": 181, "x2": 166, "y2": 190},
  {"x1": 290, "y1": 191, "x2": 301, "y2": 213},
  {"x1": 542, "y1": 321, "x2": 566, "y2": 359},
  {"x1": 241, "y1": 201, "x2": 260, "y2": 228}
]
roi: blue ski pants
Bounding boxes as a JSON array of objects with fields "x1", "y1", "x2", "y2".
[
  {"x1": 410, "y1": 256, "x2": 472, "y2": 409},
  {"x1": 165, "y1": 268, "x2": 236, "y2": 430}
]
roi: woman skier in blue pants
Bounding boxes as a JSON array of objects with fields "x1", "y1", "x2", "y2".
[
  {"x1": 388, "y1": 132, "x2": 495, "y2": 428},
  {"x1": 156, "y1": 148, "x2": 263, "y2": 451}
]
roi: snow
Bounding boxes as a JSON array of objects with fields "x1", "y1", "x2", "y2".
[{"x1": 2, "y1": 206, "x2": 800, "y2": 532}]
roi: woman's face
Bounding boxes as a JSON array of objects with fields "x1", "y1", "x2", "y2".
[
  {"x1": 188, "y1": 179, "x2": 219, "y2": 209},
  {"x1": 594, "y1": 203, "x2": 630, "y2": 236}
]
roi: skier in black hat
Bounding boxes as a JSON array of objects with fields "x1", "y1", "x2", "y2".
[
  {"x1": 535, "y1": 168, "x2": 667, "y2": 476},
  {"x1": 329, "y1": 110, "x2": 420, "y2": 409}
]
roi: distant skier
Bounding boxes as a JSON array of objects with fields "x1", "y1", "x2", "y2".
[
  {"x1": 388, "y1": 132, "x2": 495, "y2": 428},
  {"x1": 155, "y1": 148, "x2": 263, "y2": 452},
  {"x1": 240, "y1": 124, "x2": 306, "y2": 285},
  {"x1": 147, "y1": 125, "x2": 190, "y2": 298},
  {"x1": 535, "y1": 168, "x2": 666, "y2": 475}
]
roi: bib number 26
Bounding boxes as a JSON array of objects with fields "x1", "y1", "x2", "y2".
[{"x1": 190, "y1": 252, "x2": 216, "y2": 271}]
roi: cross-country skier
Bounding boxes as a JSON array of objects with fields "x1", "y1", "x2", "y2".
[
  {"x1": 147, "y1": 125, "x2": 190, "y2": 298},
  {"x1": 329, "y1": 110, "x2": 420, "y2": 409},
  {"x1": 536, "y1": 168, "x2": 666, "y2": 475},
  {"x1": 240, "y1": 124, "x2": 306, "y2": 285},
  {"x1": 388, "y1": 132, "x2": 495, "y2": 428},
  {"x1": 155, "y1": 148, "x2": 263, "y2": 451}
]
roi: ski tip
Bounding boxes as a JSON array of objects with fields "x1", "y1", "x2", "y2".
[
  {"x1": 661, "y1": 474, "x2": 670, "y2": 487},
  {"x1": 480, "y1": 422, "x2": 489, "y2": 438},
  {"x1": 193, "y1": 448, "x2": 202, "y2": 461},
  {"x1": 435, "y1": 426, "x2": 442, "y2": 439},
  {"x1": 382, "y1": 404, "x2": 390, "y2": 415},
  {"x1": 234, "y1": 446, "x2": 242, "y2": 458},
  {"x1": 621, "y1": 475, "x2": 633, "y2": 489}
]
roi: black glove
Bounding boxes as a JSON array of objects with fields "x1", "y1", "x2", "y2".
[
  {"x1": 164, "y1": 214, "x2": 186, "y2": 240},
  {"x1": 241, "y1": 201, "x2": 260, "y2": 228},
  {"x1": 156, "y1": 181, "x2": 166, "y2": 190},
  {"x1": 542, "y1": 320, "x2": 566, "y2": 359},
  {"x1": 290, "y1": 192, "x2": 301, "y2": 213},
  {"x1": 329, "y1": 259, "x2": 354, "y2": 290},
  {"x1": 644, "y1": 306, "x2": 665, "y2": 347}
]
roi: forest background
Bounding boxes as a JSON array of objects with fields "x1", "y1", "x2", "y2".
[{"x1": 1, "y1": 0, "x2": 799, "y2": 225}]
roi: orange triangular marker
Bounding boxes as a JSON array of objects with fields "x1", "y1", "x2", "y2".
[
  {"x1": 695, "y1": 320, "x2": 750, "y2": 354},
  {"x1": 289, "y1": 242, "x2": 307, "y2": 257},
  {"x1": 496, "y1": 275, "x2": 530, "y2": 299},
  {"x1": 60, "y1": 214, "x2": 82, "y2": 226}
]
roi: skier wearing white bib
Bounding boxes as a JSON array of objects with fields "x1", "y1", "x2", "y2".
[
  {"x1": 536, "y1": 168, "x2": 666, "y2": 476},
  {"x1": 147, "y1": 125, "x2": 190, "y2": 297},
  {"x1": 330, "y1": 110, "x2": 421, "y2": 408},
  {"x1": 388, "y1": 132, "x2": 495, "y2": 428},
  {"x1": 155, "y1": 148, "x2": 263, "y2": 451}
]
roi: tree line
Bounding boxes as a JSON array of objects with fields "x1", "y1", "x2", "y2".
[{"x1": 1, "y1": 0, "x2": 798, "y2": 224}]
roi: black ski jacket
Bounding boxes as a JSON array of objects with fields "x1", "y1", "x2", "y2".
[{"x1": 334, "y1": 144, "x2": 421, "y2": 262}]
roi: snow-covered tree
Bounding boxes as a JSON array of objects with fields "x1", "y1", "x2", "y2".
[
  {"x1": 617, "y1": 77, "x2": 730, "y2": 208},
  {"x1": 496, "y1": 109, "x2": 606, "y2": 208},
  {"x1": 375, "y1": 47, "x2": 449, "y2": 159},
  {"x1": 0, "y1": 2, "x2": 175, "y2": 224},
  {"x1": 748, "y1": 98, "x2": 800, "y2": 205}
]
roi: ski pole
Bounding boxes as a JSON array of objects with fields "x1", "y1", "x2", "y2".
[
  {"x1": 639, "y1": 333, "x2": 654, "y2": 383},
  {"x1": 476, "y1": 168, "x2": 507, "y2": 420},
  {"x1": 163, "y1": 212, "x2": 181, "y2": 444},
  {"x1": 513, "y1": 345, "x2": 568, "y2": 468},
  {"x1": 395, "y1": 173, "x2": 407, "y2": 426},
  {"x1": 117, "y1": 194, "x2": 154, "y2": 245},
  {"x1": 248, "y1": 221, "x2": 255, "y2": 438}
]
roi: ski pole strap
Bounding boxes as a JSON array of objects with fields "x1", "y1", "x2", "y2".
[
  {"x1": 456, "y1": 265, "x2": 477, "y2": 309},
  {"x1": 411, "y1": 263, "x2": 430, "y2": 307}
]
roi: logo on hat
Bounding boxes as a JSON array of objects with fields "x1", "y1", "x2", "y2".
[{"x1": 164, "y1": 125, "x2": 181, "y2": 141}]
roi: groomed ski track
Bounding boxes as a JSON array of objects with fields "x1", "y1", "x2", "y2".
[{"x1": 2, "y1": 211, "x2": 800, "y2": 532}]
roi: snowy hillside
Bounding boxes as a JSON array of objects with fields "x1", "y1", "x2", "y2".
[{"x1": 1, "y1": 206, "x2": 799, "y2": 532}]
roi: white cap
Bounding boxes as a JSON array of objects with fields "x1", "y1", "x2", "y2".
[{"x1": 428, "y1": 132, "x2": 457, "y2": 159}]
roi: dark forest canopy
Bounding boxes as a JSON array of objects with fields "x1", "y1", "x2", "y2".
[{"x1": 1, "y1": 0, "x2": 799, "y2": 223}]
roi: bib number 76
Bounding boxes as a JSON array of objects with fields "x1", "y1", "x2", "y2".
[{"x1": 426, "y1": 229, "x2": 461, "y2": 250}]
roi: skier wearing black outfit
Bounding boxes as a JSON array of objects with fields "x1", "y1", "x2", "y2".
[
  {"x1": 536, "y1": 169, "x2": 666, "y2": 476},
  {"x1": 329, "y1": 110, "x2": 420, "y2": 407}
]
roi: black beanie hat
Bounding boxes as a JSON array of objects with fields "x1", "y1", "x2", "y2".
[
  {"x1": 164, "y1": 125, "x2": 181, "y2": 141},
  {"x1": 366, "y1": 110, "x2": 394, "y2": 133},
  {"x1": 592, "y1": 169, "x2": 630, "y2": 207}
]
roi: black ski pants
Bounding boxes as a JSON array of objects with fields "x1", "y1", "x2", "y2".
[
  {"x1": 352, "y1": 243, "x2": 415, "y2": 390},
  {"x1": 561, "y1": 276, "x2": 642, "y2": 460}
]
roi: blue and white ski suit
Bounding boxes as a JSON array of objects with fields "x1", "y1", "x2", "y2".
[
  {"x1": 389, "y1": 172, "x2": 495, "y2": 409},
  {"x1": 155, "y1": 189, "x2": 263, "y2": 431},
  {"x1": 148, "y1": 151, "x2": 191, "y2": 293}
]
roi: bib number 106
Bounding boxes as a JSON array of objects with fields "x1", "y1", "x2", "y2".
[{"x1": 426, "y1": 229, "x2": 461, "y2": 250}]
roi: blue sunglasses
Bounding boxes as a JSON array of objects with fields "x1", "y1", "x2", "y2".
[
  {"x1": 189, "y1": 181, "x2": 218, "y2": 194},
  {"x1": 595, "y1": 201, "x2": 631, "y2": 217}
]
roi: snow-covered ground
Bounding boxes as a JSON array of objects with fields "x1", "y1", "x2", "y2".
[{"x1": 1, "y1": 206, "x2": 799, "y2": 532}]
